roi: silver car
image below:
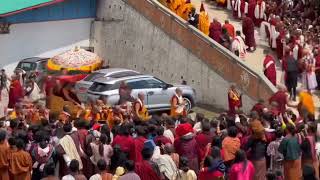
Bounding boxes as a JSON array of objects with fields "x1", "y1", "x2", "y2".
[
  {"x1": 87, "y1": 74, "x2": 196, "y2": 112},
  {"x1": 75, "y1": 68, "x2": 141, "y2": 102}
]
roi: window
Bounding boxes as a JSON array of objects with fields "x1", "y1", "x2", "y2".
[
  {"x1": 38, "y1": 61, "x2": 48, "y2": 72},
  {"x1": 127, "y1": 80, "x2": 148, "y2": 89},
  {"x1": 89, "y1": 82, "x2": 115, "y2": 92},
  {"x1": 144, "y1": 78, "x2": 164, "y2": 88},
  {"x1": 17, "y1": 62, "x2": 36, "y2": 71},
  {"x1": 84, "y1": 73, "x2": 105, "y2": 81},
  {"x1": 109, "y1": 71, "x2": 140, "y2": 78}
]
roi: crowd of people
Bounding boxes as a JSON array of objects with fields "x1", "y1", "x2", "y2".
[
  {"x1": 158, "y1": 0, "x2": 320, "y2": 99},
  {"x1": 0, "y1": 63, "x2": 318, "y2": 180}
]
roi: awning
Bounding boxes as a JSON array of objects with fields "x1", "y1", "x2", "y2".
[{"x1": 0, "y1": 0, "x2": 65, "y2": 17}]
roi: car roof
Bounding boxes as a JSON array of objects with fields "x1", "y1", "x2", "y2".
[
  {"x1": 93, "y1": 74, "x2": 154, "y2": 84},
  {"x1": 20, "y1": 57, "x2": 49, "y2": 63},
  {"x1": 94, "y1": 68, "x2": 139, "y2": 75}
]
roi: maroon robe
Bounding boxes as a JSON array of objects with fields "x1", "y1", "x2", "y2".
[
  {"x1": 209, "y1": 21, "x2": 222, "y2": 43},
  {"x1": 242, "y1": 17, "x2": 256, "y2": 48},
  {"x1": 174, "y1": 136, "x2": 199, "y2": 172},
  {"x1": 269, "y1": 90, "x2": 287, "y2": 114},
  {"x1": 195, "y1": 132, "x2": 212, "y2": 162},
  {"x1": 240, "y1": 0, "x2": 247, "y2": 16},
  {"x1": 263, "y1": 55, "x2": 277, "y2": 86},
  {"x1": 8, "y1": 80, "x2": 23, "y2": 108},
  {"x1": 276, "y1": 29, "x2": 286, "y2": 60},
  {"x1": 247, "y1": 0, "x2": 256, "y2": 20}
]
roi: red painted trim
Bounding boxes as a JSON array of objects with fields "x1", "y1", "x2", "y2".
[{"x1": 0, "y1": 0, "x2": 65, "y2": 17}]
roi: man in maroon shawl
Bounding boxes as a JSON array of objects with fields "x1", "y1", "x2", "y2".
[
  {"x1": 195, "y1": 121, "x2": 212, "y2": 164},
  {"x1": 242, "y1": 14, "x2": 256, "y2": 51},
  {"x1": 8, "y1": 75, "x2": 24, "y2": 108},
  {"x1": 263, "y1": 50, "x2": 277, "y2": 86},
  {"x1": 269, "y1": 85, "x2": 289, "y2": 115},
  {"x1": 209, "y1": 18, "x2": 222, "y2": 43},
  {"x1": 174, "y1": 123, "x2": 199, "y2": 172},
  {"x1": 135, "y1": 144, "x2": 161, "y2": 180}
]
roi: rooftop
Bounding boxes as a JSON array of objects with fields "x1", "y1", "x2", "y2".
[{"x1": 0, "y1": 0, "x2": 64, "y2": 17}]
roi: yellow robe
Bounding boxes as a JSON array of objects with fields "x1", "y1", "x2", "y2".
[
  {"x1": 171, "y1": 0, "x2": 183, "y2": 14},
  {"x1": 178, "y1": 2, "x2": 194, "y2": 20},
  {"x1": 299, "y1": 91, "x2": 315, "y2": 115},
  {"x1": 198, "y1": 11, "x2": 210, "y2": 35}
]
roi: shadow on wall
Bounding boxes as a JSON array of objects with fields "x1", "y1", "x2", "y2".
[{"x1": 0, "y1": 18, "x2": 93, "y2": 73}]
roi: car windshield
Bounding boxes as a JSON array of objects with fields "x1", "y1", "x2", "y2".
[
  {"x1": 83, "y1": 72, "x2": 105, "y2": 81},
  {"x1": 89, "y1": 82, "x2": 115, "y2": 92},
  {"x1": 17, "y1": 62, "x2": 36, "y2": 71}
]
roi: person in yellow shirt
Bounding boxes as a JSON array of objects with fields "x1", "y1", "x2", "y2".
[
  {"x1": 134, "y1": 92, "x2": 151, "y2": 121},
  {"x1": 198, "y1": 3, "x2": 210, "y2": 35},
  {"x1": 170, "y1": 0, "x2": 183, "y2": 14}
]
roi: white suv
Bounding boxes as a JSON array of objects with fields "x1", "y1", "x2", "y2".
[{"x1": 86, "y1": 74, "x2": 196, "y2": 112}]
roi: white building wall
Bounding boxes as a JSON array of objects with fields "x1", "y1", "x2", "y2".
[{"x1": 0, "y1": 18, "x2": 93, "y2": 74}]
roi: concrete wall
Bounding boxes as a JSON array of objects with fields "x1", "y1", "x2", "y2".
[
  {"x1": 0, "y1": 18, "x2": 93, "y2": 74},
  {"x1": 92, "y1": 0, "x2": 276, "y2": 111}
]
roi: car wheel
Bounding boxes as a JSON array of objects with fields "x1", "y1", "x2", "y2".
[{"x1": 183, "y1": 97, "x2": 192, "y2": 113}]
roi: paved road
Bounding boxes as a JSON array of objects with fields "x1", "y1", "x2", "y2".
[{"x1": 191, "y1": 0, "x2": 320, "y2": 117}]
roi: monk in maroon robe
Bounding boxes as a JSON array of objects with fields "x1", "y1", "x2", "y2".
[
  {"x1": 276, "y1": 26, "x2": 286, "y2": 61},
  {"x1": 269, "y1": 86, "x2": 288, "y2": 114},
  {"x1": 242, "y1": 15, "x2": 256, "y2": 51},
  {"x1": 240, "y1": 0, "x2": 247, "y2": 17},
  {"x1": 209, "y1": 18, "x2": 222, "y2": 43},
  {"x1": 263, "y1": 51, "x2": 277, "y2": 86},
  {"x1": 8, "y1": 76, "x2": 24, "y2": 108},
  {"x1": 247, "y1": 0, "x2": 256, "y2": 20}
]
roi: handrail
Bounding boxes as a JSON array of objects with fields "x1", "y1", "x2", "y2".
[{"x1": 122, "y1": 0, "x2": 277, "y2": 100}]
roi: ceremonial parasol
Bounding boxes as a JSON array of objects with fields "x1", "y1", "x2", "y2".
[{"x1": 47, "y1": 47, "x2": 102, "y2": 72}]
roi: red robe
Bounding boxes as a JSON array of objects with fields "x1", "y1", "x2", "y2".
[
  {"x1": 228, "y1": 89, "x2": 242, "y2": 115},
  {"x1": 242, "y1": 17, "x2": 256, "y2": 48},
  {"x1": 209, "y1": 21, "x2": 222, "y2": 43},
  {"x1": 8, "y1": 80, "x2": 23, "y2": 108},
  {"x1": 263, "y1": 55, "x2": 277, "y2": 86},
  {"x1": 135, "y1": 160, "x2": 161, "y2": 180},
  {"x1": 269, "y1": 90, "x2": 287, "y2": 114},
  {"x1": 223, "y1": 23, "x2": 235, "y2": 38},
  {"x1": 112, "y1": 135, "x2": 135, "y2": 159},
  {"x1": 132, "y1": 136, "x2": 146, "y2": 162}
]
